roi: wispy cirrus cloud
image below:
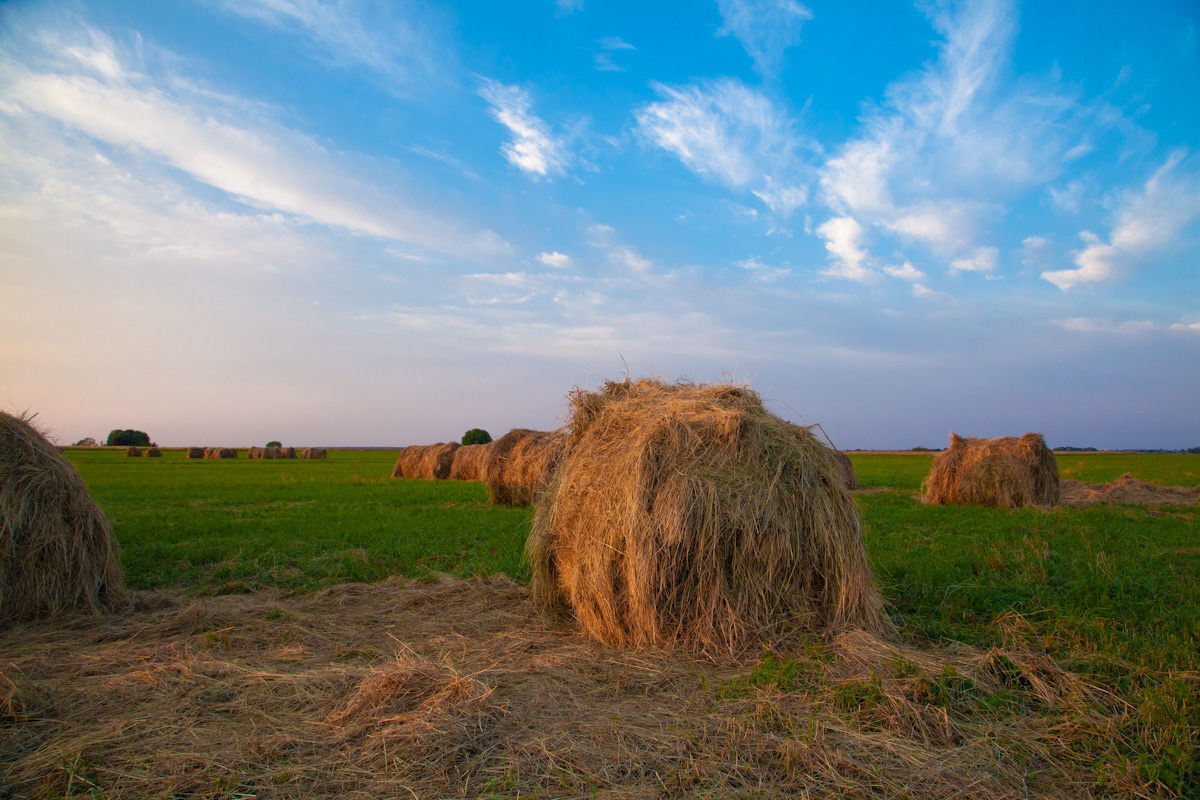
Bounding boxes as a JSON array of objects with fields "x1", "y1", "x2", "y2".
[
  {"x1": 594, "y1": 37, "x2": 635, "y2": 72},
  {"x1": 478, "y1": 78, "x2": 571, "y2": 178},
  {"x1": 716, "y1": 0, "x2": 812, "y2": 78},
  {"x1": 635, "y1": 78, "x2": 812, "y2": 216}
]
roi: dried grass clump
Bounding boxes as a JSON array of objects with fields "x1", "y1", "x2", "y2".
[
  {"x1": 126, "y1": 446, "x2": 142, "y2": 457},
  {"x1": 483, "y1": 429, "x2": 566, "y2": 506},
  {"x1": 923, "y1": 432, "x2": 1059, "y2": 508},
  {"x1": 1060, "y1": 473, "x2": 1200, "y2": 507},
  {"x1": 390, "y1": 443, "x2": 460, "y2": 480},
  {"x1": 187, "y1": 447, "x2": 205, "y2": 459},
  {"x1": 833, "y1": 450, "x2": 858, "y2": 490},
  {"x1": 145, "y1": 446, "x2": 162, "y2": 458},
  {"x1": 529, "y1": 378, "x2": 886, "y2": 653},
  {"x1": 300, "y1": 448, "x2": 327, "y2": 460},
  {"x1": 449, "y1": 443, "x2": 492, "y2": 481},
  {"x1": 0, "y1": 411, "x2": 125, "y2": 622}
]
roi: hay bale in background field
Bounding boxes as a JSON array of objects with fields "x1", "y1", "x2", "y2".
[
  {"x1": 283, "y1": 447, "x2": 296, "y2": 459},
  {"x1": 0, "y1": 412, "x2": 125, "y2": 622},
  {"x1": 923, "y1": 432, "x2": 1059, "y2": 508},
  {"x1": 528, "y1": 378, "x2": 886, "y2": 652},
  {"x1": 300, "y1": 447, "x2": 327, "y2": 459},
  {"x1": 187, "y1": 447, "x2": 205, "y2": 459},
  {"x1": 390, "y1": 443, "x2": 460, "y2": 480},
  {"x1": 449, "y1": 443, "x2": 492, "y2": 481},
  {"x1": 833, "y1": 450, "x2": 858, "y2": 490},
  {"x1": 247, "y1": 446, "x2": 262, "y2": 460},
  {"x1": 145, "y1": 446, "x2": 162, "y2": 458},
  {"x1": 126, "y1": 446, "x2": 142, "y2": 457},
  {"x1": 264, "y1": 446, "x2": 281, "y2": 459},
  {"x1": 485, "y1": 429, "x2": 565, "y2": 505},
  {"x1": 219, "y1": 448, "x2": 237, "y2": 459},
  {"x1": 204, "y1": 448, "x2": 219, "y2": 459}
]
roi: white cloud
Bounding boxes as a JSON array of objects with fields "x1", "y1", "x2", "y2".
[
  {"x1": 594, "y1": 37, "x2": 635, "y2": 72},
  {"x1": 884, "y1": 260, "x2": 925, "y2": 281},
  {"x1": 636, "y1": 78, "x2": 811, "y2": 215},
  {"x1": 556, "y1": 0, "x2": 584, "y2": 15},
  {"x1": 537, "y1": 251, "x2": 572, "y2": 268},
  {"x1": 478, "y1": 78, "x2": 570, "y2": 178},
  {"x1": 716, "y1": 0, "x2": 812, "y2": 77},
  {"x1": 818, "y1": 216, "x2": 877, "y2": 282},
  {"x1": 1059, "y1": 318, "x2": 1157, "y2": 334},
  {"x1": 1170, "y1": 322, "x2": 1200, "y2": 333},
  {"x1": 950, "y1": 246, "x2": 998, "y2": 273}
]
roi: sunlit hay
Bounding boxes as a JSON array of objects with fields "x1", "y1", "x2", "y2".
[
  {"x1": 247, "y1": 447, "x2": 263, "y2": 460},
  {"x1": 1060, "y1": 473, "x2": 1200, "y2": 507},
  {"x1": 282, "y1": 447, "x2": 296, "y2": 459},
  {"x1": 186, "y1": 447, "x2": 205, "y2": 459},
  {"x1": 923, "y1": 433, "x2": 1059, "y2": 508},
  {"x1": 485, "y1": 430, "x2": 566, "y2": 506},
  {"x1": 528, "y1": 378, "x2": 887, "y2": 653},
  {"x1": 833, "y1": 450, "x2": 858, "y2": 490},
  {"x1": 391, "y1": 444, "x2": 460, "y2": 480},
  {"x1": 203, "y1": 447, "x2": 220, "y2": 459},
  {"x1": 300, "y1": 447, "x2": 327, "y2": 460},
  {"x1": 449, "y1": 443, "x2": 492, "y2": 481},
  {"x1": 145, "y1": 446, "x2": 162, "y2": 458},
  {"x1": 0, "y1": 411, "x2": 125, "y2": 622},
  {"x1": 126, "y1": 446, "x2": 142, "y2": 457}
]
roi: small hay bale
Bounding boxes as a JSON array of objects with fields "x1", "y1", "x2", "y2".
[
  {"x1": 923, "y1": 432, "x2": 1059, "y2": 508},
  {"x1": 145, "y1": 446, "x2": 162, "y2": 458},
  {"x1": 528, "y1": 378, "x2": 886, "y2": 652},
  {"x1": 203, "y1": 447, "x2": 219, "y2": 459},
  {"x1": 391, "y1": 443, "x2": 460, "y2": 480},
  {"x1": 484, "y1": 429, "x2": 565, "y2": 505},
  {"x1": 282, "y1": 446, "x2": 296, "y2": 459},
  {"x1": 186, "y1": 447, "x2": 205, "y2": 459},
  {"x1": 449, "y1": 443, "x2": 492, "y2": 481},
  {"x1": 833, "y1": 450, "x2": 858, "y2": 490},
  {"x1": 263, "y1": 446, "x2": 280, "y2": 459},
  {"x1": 1, "y1": 411, "x2": 125, "y2": 622},
  {"x1": 125, "y1": 446, "x2": 142, "y2": 457},
  {"x1": 247, "y1": 446, "x2": 262, "y2": 460},
  {"x1": 300, "y1": 447, "x2": 327, "y2": 459},
  {"x1": 215, "y1": 448, "x2": 237, "y2": 459}
]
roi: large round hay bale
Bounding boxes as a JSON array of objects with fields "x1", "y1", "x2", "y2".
[
  {"x1": 832, "y1": 450, "x2": 858, "y2": 490},
  {"x1": 187, "y1": 447, "x2": 205, "y2": 459},
  {"x1": 484, "y1": 429, "x2": 565, "y2": 505},
  {"x1": 247, "y1": 446, "x2": 262, "y2": 460},
  {"x1": 923, "y1": 432, "x2": 1059, "y2": 508},
  {"x1": 145, "y1": 446, "x2": 162, "y2": 458},
  {"x1": 449, "y1": 443, "x2": 492, "y2": 481},
  {"x1": 1, "y1": 412, "x2": 125, "y2": 622},
  {"x1": 216, "y1": 448, "x2": 237, "y2": 459},
  {"x1": 391, "y1": 443, "x2": 459, "y2": 479},
  {"x1": 282, "y1": 447, "x2": 296, "y2": 459},
  {"x1": 300, "y1": 447, "x2": 327, "y2": 460},
  {"x1": 528, "y1": 379, "x2": 885, "y2": 652},
  {"x1": 263, "y1": 446, "x2": 280, "y2": 460},
  {"x1": 203, "y1": 447, "x2": 220, "y2": 459},
  {"x1": 125, "y1": 446, "x2": 142, "y2": 457}
]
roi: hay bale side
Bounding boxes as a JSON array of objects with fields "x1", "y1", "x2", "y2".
[
  {"x1": 217, "y1": 448, "x2": 237, "y2": 459},
  {"x1": 203, "y1": 447, "x2": 220, "y2": 459},
  {"x1": 1, "y1": 412, "x2": 126, "y2": 622},
  {"x1": 833, "y1": 450, "x2": 858, "y2": 490},
  {"x1": 300, "y1": 447, "x2": 327, "y2": 460},
  {"x1": 391, "y1": 444, "x2": 459, "y2": 479},
  {"x1": 923, "y1": 432, "x2": 1059, "y2": 508},
  {"x1": 486, "y1": 430, "x2": 565, "y2": 505},
  {"x1": 282, "y1": 447, "x2": 296, "y2": 459},
  {"x1": 145, "y1": 446, "x2": 162, "y2": 458},
  {"x1": 126, "y1": 446, "x2": 142, "y2": 457},
  {"x1": 482, "y1": 429, "x2": 534, "y2": 505},
  {"x1": 528, "y1": 379, "x2": 886, "y2": 652},
  {"x1": 263, "y1": 446, "x2": 280, "y2": 460},
  {"x1": 449, "y1": 443, "x2": 492, "y2": 481},
  {"x1": 187, "y1": 447, "x2": 205, "y2": 459}
]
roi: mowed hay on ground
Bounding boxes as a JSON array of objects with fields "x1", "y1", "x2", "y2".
[
  {"x1": 449, "y1": 442, "x2": 492, "y2": 481},
  {"x1": 390, "y1": 443, "x2": 460, "y2": 480},
  {"x1": 528, "y1": 378, "x2": 886, "y2": 653},
  {"x1": 923, "y1": 432, "x2": 1059, "y2": 508},
  {"x1": 187, "y1": 447, "x2": 205, "y2": 458},
  {"x1": 125, "y1": 446, "x2": 142, "y2": 457},
  {"x1": 1060, "y1": 473, "x2": 1200, "y2": 507},
  {"x1": 0, "y1": 412, "x2": 125, "y2": 622},
  {"x1": 483, "y1": 429, "x2": 567, "y2": 506},
  {"x1": 300, "y1": 447, "x2": 327, "y2": 459}
]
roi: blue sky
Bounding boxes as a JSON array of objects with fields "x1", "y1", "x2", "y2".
[{"x1": 1, "y1": 0, "x2": 1197, "y2": 449}]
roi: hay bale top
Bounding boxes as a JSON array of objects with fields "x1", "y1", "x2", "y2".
[
  {"x1": 530, "y1": 377, "x2": 885, "y2": 652},
  {"x1": 923, "y1": 432, "x2": 1059, "y2": 508},
  {"x1": 0, "y1": 412, "x2": 125, "y2": 621}
]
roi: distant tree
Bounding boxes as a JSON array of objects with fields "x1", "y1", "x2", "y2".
[
  {"x1": 106, "y1": 429, "x2": 151, "y2": 447},
  {"x1": 1187, "y1": 446, "x2": 1200, "y2": 454},
  {"x1": 461, "y1": 428, "x2": 492, "y2": 446},
  {"x1": 73, "y1": 437, "x2": 99, "y2": 447},
  {"x1": 266, "y1": 440, "x2": 282, "y2": 448}
]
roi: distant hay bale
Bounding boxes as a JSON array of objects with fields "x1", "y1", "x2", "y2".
[
  {"x1": 145, "y1": 446, "x2": 162, "y2": 458},
  {"x1": 833, "y1": 450, "x2": 858, "y2": 490},
  {"x1": 204, "y1": 447, "x2": 219, "y2": 459},
  {"x1": 923, "y1": 432, "x2": 1059, "y2": 508},
  {"x1": 247, "y1": 446, "x2": 262, "y2": 460},
  {"x1": 528, "y1": 378, "x2": 886, "y2": 652},
  {"x1": 126, "y1": 446, "x2": 142, "y2": 457},
  {"x1": 484, "y1": 429, "x2": 566, "y2": 506},
  {"x1": 300, "y1": 447, "x2": 327, "y2": 460},
  {"x1": 390, "y1": 443, "x2": 460, "y2": 480},
  {"x1": 264, "y1": 446, "x2": 281, "y2": 460},
  {"x1": 0, "y1": 411, "x2": 125, "y2": 622},
  {"x1": 282, "y1": 447, "x2": 296, "y2": 459},
  {"x1": 187, "y1": 447, "x2": 205, "y2": 459},
  {"x1": 449, "y1": 443, "x2": 492, "y2": 481},
  {"x1": 218, "y1": 448, "x2": 237, "y2": 459}
]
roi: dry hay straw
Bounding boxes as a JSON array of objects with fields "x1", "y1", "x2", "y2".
[
  {"x1": 247, "y1": 446, "x2": 263, "y2": 460},
  {"x1": 528, "y1": 378, "x2": 885, "y2": 654},
  {"x1": 833, "y1": 449, "x2": 858, "y2": 490},
  {"x1": 0, "y1": 576, "x2": 1135, "y2": 799},
  {"x1": 300, "y1": 447, "x2": 327, "y2": 460},
  {"x1": 483, "y1": 428, "x2": 566, "y2": 506},
  {"x1": 145, "y1": 446, "x2": 162, "y2": 458},
  {"x1": 282, "y1": 447, "x2": 296, "y2": 459},
  {"x1": 217, "y1": 448, "x2": 237, "y2": 459},
  {"x1": 1060, "y1": 473, "x2": 1200, "y2": 507},
  {"x1": 263, "y1": 446, "x2": 281, "y2": 460},
  {"x1": 125, "y1": 446, "x2": 142, "y2": 457},
  {"x1": 390, "y1": 443, "x2": 460, "y2": 480},
  {"x1": 0, "y1": 411, "x2": 125, "y2": 623},
  {"x1": 923, "y1": 432, "x2": 1059, "y2": 508},
  {"x1": 186, "y1": 447, "x2": 205, "y2": 459},
  {"x1": 448, "y1": 442, "x2": 491, "y2": 481}
]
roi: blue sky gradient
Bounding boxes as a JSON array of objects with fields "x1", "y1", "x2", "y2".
[{"x1": 2, "y1": 0, "x2": 1197, "y2": 449}]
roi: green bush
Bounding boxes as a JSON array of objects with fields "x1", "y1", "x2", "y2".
[
  {"x1": 461, "y1": 428, "x2": 492, "y2": 446},
  {"x1": 266, "y1": 441, "x2": 282, "y2": 448},
  {"x1": 106, "y1": 429, "x2": 151, "y2": 447}
]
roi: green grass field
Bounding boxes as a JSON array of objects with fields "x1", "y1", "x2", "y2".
[{"x1": 61, "y1": 448, "x2": 1200, "y2": 796}]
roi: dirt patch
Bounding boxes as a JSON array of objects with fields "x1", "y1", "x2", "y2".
[
  {"x1": 0, "y1": 577, "x2": 1136, "y2": 798},
  {"x1": 1060, "y1": 474, "x2": 1200, "y2": 507}
]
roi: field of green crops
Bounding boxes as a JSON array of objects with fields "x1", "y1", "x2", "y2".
[{"x1": 61, "y1": 448, "x2": 1200, "y2": 796}]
